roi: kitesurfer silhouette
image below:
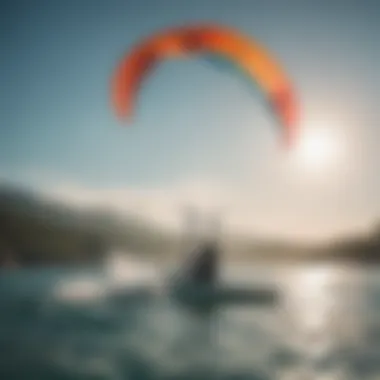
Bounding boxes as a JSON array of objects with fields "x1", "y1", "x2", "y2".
[{"x1": 187, "y1": 240, "x2": 219, "y2": 286}]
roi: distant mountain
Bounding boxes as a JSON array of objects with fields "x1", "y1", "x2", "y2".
[
  {"x1": 0, "y1": 184, "x2": 149, "y2": 233},
  {"x1": 1, "y1": 183, "x2": 378, "y2": 265},
  {"x1": 0, "y1": 184, "x2": 174, "y2": 265},
  {"x1": 0, "y1": 183, "x2": 312, "y2": 264}
]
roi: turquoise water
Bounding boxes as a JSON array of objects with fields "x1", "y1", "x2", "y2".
[{"x1": 0, "y1": 261, "x2": 379, "y2": 380}]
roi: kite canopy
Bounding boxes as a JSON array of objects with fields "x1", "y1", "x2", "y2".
[{"x1": 111, "y1": 23, "x2": 298, "y2": 147}]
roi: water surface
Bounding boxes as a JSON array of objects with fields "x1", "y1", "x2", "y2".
[{"x1": 0, "y1": 260, "x2": 379, "y2": 380}]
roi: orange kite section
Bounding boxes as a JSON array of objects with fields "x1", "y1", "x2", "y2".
[{"x1": 111, "y1": 23, "x2": 298, "y2": 146}]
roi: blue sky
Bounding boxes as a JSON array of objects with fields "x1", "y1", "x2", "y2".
[{"x1": 1, "y1": 0, "x2": 380, "y2": 240}]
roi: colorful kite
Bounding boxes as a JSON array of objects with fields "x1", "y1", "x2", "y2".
[{"x1": 111, "y1": 23, "x2": 298, "y2": 147}]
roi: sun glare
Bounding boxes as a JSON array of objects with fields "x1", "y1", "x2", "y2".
[{"x1": 293, "y1": 127, "x2": 341, "y2": 172}]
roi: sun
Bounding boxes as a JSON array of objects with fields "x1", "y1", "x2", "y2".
[{"x1": 292, "y1": 127, "x2": 341, "y2": 172}]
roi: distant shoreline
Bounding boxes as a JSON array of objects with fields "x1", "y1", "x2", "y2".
[{"x1": 0, "y1": 184, "x2": 379, "y2": 267}]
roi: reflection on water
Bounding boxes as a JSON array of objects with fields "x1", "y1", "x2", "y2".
[
  {"x1": 275, "y1": 265, "x2": 365, "y2": 380},
  {"x1": 0, "y1": 259, "x2": 379, "y2": 380}
]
